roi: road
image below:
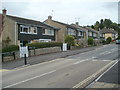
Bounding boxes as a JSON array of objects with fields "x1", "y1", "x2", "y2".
[{"x1": 1, "y1": 44, "x2": 119, "y2": 88}]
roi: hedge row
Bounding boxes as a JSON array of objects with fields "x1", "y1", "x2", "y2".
[
  {"x1": 27, "y1": 42, "x2": 62, "y2": 49},
  {"x1": 2, "y1": 45, "x2": 19, "y2": 53}
]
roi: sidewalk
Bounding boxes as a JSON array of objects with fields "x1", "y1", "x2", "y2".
[
  {"x1": 2, "y1": 46, "x2": 102, "y2": 69},
  {"x1": 87, "y1": 60, "x2": 120, "y2": 88}
]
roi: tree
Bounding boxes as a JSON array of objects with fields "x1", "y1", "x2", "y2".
[
  {"x1": 94, "y1": 21, "x2": 99, "y2": 31},
  {"x1": 104, "y1": 19, "x2": 112, "y2": 29},
  {"x1": 65, "y1": 35, "x2": 75, "y2": 46},
  {"x1": 88, "y1": 37, "x2": 94, "y2": 45},
  {"x1": 106, "y1": 37, "x2": 112, "y2": 44},
  {"x1": 2, "y1": 36, "x2": 11, "y2": 47}
]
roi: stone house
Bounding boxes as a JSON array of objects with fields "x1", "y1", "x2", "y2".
[
  {"x1": 44, "y1": 16, "x2": 87, "y2": 45},
  {"x1": 99, "y1": 28, "x2": 118, "y2": 40},
  {"x1": 1, "y1": 9, "x2": 59, "y2": 47}
]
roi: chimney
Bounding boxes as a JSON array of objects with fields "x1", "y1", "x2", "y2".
[
  {"x1": 76, "y1": 22, "x2": 79, "y2": 26},
  {"x1": 2, "y1": 9, "x2": 7, "y2": 15},
  {"x1": 48, "y1": 16, "x2": 52, "y2": 20}
]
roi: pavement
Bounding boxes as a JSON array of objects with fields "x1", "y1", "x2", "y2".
[
  {"x1": 2, "y1": 45, "x2": 103, "y2": 69},
  {"x1": 1, "y1": 44, "x2": 119, "y2": 89}
]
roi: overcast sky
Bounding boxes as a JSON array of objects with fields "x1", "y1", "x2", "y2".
[{"x1": 1, "y1": 0, "x2": 119, "y2": 26}]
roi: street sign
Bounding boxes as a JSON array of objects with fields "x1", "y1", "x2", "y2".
[
  {"x1": 20, "y1": 46, "x2": 28, "y2": 58},
  {"x1": 63, "y1": 43, "x2": 67, "y2": 51}
]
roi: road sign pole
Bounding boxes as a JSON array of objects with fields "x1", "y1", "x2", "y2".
[{"x1": 24, "y1": 54, "x2": 27, "y2": 65}]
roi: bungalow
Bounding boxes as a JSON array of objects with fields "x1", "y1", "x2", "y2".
[
  {"x1": 44, "y1": 16, "x2": 86, "y2": 45},
  {"x1": 1, "y1": 9, "x2": 59, "y2": 47},
  {"x1": 99, "y1": 28, "x2": 118, "y2": 40}
]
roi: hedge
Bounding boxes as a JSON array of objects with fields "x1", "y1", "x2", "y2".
[
  {"x1": 2, "y1": 45, "x2": 19, "y2": 53},
  {"x1": 27, "y1": 42, "x2": 62, "y2": 49},
  {"x1": 88, "y1": 37, "x2": 94, "y2": 45}
]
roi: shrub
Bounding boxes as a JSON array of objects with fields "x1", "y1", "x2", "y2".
[
  {"x1": 102, "y1": 40, "x2": 106, "y2": 45},
  {"x1": 106, "y1": 37, "x2": 112, "y2": 44},
  {"x1": 65, "y1": 35, "x2": 75, "y2": 46},
  {"x1": 88, "y1": 37, "x2": 94, "y2": 45},
  {"x1": 27, "y1": 42, "x2": 62, "y2": 49},
  {"x1": 2, "y1": 45, "x2": 19, "y2": 53}
]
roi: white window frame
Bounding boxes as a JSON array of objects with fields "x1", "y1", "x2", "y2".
[
  {"x1": 20, "y1": 25, "x2": 37, "y2": 34},
  {"x1": 39, "y1": 39, "x2": 52, "y2": 42},
  {"x1": 68, "y1": 28, "x2": 76, "y2": 35},
  {"x1": 43, "y1": 29, "x2": 54, "y2": 36}
]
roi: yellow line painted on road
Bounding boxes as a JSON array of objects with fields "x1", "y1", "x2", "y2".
[{"x1": 0, "y1": 69, "x2": 10, "y2": 72}]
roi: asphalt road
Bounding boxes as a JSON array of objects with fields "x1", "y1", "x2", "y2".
[{"x1": 1, "y1": 44, "x2": 119, "y2": 88}]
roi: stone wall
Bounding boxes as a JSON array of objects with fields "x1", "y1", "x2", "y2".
[{"x1": 2, "y1": 47, "x2": 61, "y2": 62}]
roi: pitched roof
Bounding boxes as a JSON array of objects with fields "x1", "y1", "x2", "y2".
[
  {"x1": 52, "y1": 20, "x2": 77, "y2": 29},
  {"x1": 7, "y1": 15, "x2": 59, "y2": 30},
  {"x1": 71, "y1": 24, "x2": 87, "y2": 32},
  {"x1": 99, "y1": 28, "x2": 117, "y2": 34},
  {"x1": 84, "y1": 27, "x2": 98, "y2": 33}
]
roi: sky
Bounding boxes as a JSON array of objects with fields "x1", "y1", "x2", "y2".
[{"x1": 0, "y1": 0, "x2": 119, "y2": 26}]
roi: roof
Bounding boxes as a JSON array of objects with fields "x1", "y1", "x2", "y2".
[
  {"x1": 52, "y1": 20, "x2": 77, "y2": 29},
  {"x1": 7, "y1": 15, "x2": 59, "y2": 30},
  {"x1": 71, "y1": 24, "x2": 87, "y2": 32},
  {"x1": 84, "y1": 27, "x2": 98, "y2": 33},
  {"x1": 0, "y1": 14, "x2": 2, "y2": 36},
  {"x1": 99, "y1": 28, "x2": 117, "y2": 34}
]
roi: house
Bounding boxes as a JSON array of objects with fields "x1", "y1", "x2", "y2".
[
  {"x1": 1, "y1": 9, "x2": 59, "y2": 47},
  {"x1": 99, "y1": 28, "x2": 118, "y2": 40},
  {"x1": 70, "y1": 22, "x2": 88, "y2": 46},
  {"x1": 44, "y1": 16, "x2": 87, "y2": 46},
  {"x1": 84, "y1": 27, "x2": 99, "y2": 40}
]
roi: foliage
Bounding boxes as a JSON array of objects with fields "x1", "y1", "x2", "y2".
[
  {"x1": 88, "y1": 37, "x2": 94, "y2": 45},
  {"x1": 2, "y1": 45, "x2": 19, "y2": 53},
  {"x1": 65, "y1": 35, "x2": 75, "y2": 46},
  {"x1": 91, "y1": 19, "x2": 119, "y2": 32},
  {"x1": 2, "y1": 36, "x2": 11, "y2": 47},
  {"x1": 101, "y1": 40, "x2": 106, "y2": 45},
  {"x1": 106, "y1": 37, "x2": 112, "y2": 44},
  {"x1": 27, "y1": 42, "x2": 62, "y2": 49}
]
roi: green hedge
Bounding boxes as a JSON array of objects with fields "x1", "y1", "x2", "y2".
[
  {"x1": 88, "y1": 37, "x2": 94, "y2": 45},
  {"x1": 27, "y1": 42, "x2": 62, "y2": 49},
  {"x1": 2, "y1": 45, "x2": 19, "y2": 53}
]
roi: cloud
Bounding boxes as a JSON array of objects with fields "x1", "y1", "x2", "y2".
[{"x1": 1, "y1": 1, "x2": 118, "y2": 25}]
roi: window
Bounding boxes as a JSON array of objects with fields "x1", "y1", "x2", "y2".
[
  {"x1": 39, "y1": 39, "x2": 51, "y2": 42},
  {"x1": 78, "y1": 31, "x2": 83, "y2": 36},
  {"x1": 20, "y1": 25, "x2": 37, "y2": 34},
  {"x1": 43, "y1": 29, "x2": 54, "y2": 36},
  {"x1": 68, "y1": 28, "x2": 76, "y2": 35},
  {"x1": 88, "y1": 32, "x2": 92, "y2": 36}
]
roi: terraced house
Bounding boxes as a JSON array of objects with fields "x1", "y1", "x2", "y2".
[
  {"x1": 44, "y1": 16, "x2": 87, "y2": 46},
  {"x1": 1, "y1": 9, "x2": 59, "y2": 47}
]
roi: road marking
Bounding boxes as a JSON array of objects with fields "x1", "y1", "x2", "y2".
[
  {"x1": 14, "y1": 58, "x2": 65, "y2": 71},
  {"x1": 0, "y1": 69, "x2": 10, "y2": 72},
  {"x1": 73, "y1": 60, "x2": 86, "y2": 64},
  {"x1": 71, "y1": 60, "x2": 117, "y2": 89},
  {"x1": 95, "y1": 60, "x2": 119, "y2": 82},
  {"x1": 3, "y1": 70, "x2": 56, "y2": 88}
]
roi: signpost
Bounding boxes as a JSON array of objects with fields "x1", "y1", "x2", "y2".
[
  {"x1": 20, "y1": 46, "x2": 28, "y2": 65},
  {"x1": 63, "y1": 43, "x2": 67, "y2": 51}
]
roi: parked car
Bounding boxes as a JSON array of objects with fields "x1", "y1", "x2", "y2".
[{"x1": 116, "y1": 40, "x2": 120, "y2": 44}]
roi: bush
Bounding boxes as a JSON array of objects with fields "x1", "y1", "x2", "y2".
[
  {"x1": 106, "y1": 37, "x2": 112, "y2": 44},
  {"x1": 65, "y1": 35, "x2": 75, "y2": 46},
  {"x1": 2, "y1": 45, "x2": 19, "y2": 53},
  {"x1": 88, "y1": 37, "x2": 94, "y2": 45},
  {"x1": 27, "y1": 42, "x2": 62, "y2": 49},
  {"x1": 102, "y1": 40, "x2": 106, "y2": 45}
]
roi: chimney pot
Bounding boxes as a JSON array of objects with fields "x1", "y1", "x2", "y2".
[
  {"x1": 76, "y1": 22, "x2": 79, "y2": 25},
  {"x1": 2, "y1": 9, "x2": 7, "y2": 15},
  {"x1": 48, "y1": 16, "x2": 52, "y2": 20}
]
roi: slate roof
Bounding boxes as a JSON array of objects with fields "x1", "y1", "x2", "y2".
[
  {"x1": 71, "y1": 24, "x2": 87, "y2": 32},
  {"x1": 7, "y1": 15, "x2": 59, "y2": 30},
  {"x1": 99, "y1": 28, "x2": 117, "y2": 34},
  {"x1": 52, "y1": 20, "x2": 77, "y2": 30},
  {"x1": 84, "y1": 27, "x2": 98, "y2": 33}
]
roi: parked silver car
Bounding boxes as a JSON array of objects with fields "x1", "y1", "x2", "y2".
[{"x1": 116, "y1": 40, "x2": 120, "y2": 44}]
